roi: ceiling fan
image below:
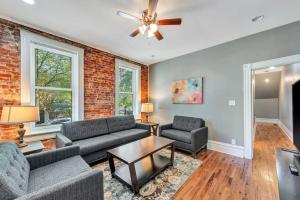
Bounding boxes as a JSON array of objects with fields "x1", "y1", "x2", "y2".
[{"x1": 116, "y1": 0, "x2": 182, "y2": 41}]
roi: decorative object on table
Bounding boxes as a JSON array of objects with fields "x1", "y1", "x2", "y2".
[
  {"x1": 0, "y1": 105, "x2": 40, "y2": 147},
  {"x1": 172, "y1": 77, "x2": 203, "y2": 104},
  {"x1": 19, "y1": 140, "x2": 45, "y2": 155},
  {"x1": 140, "y1": 122, "x2": 159, "y2": 136},
  {"x1": 141, "y1": 102, "x2": 153, "y2": 122},
  {"x1": 93, "y1": 148, "x2": 201, "y2": 199}
]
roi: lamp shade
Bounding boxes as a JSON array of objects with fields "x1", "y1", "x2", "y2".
[
  {"x1": 0, "y1": 106, "x2": 40, "y2": 124},
  {"x1": 141, "y1": 103, "x2": 153, "y2": 113}
]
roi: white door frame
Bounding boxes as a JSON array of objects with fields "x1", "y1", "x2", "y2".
[{"x1": 243, "y1": 54, "x2": 300, "y2": 159}]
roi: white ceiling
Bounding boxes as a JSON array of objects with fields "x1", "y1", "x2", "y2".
[{"x1": 1, "y1": 0, "x2": 300, "y2": 65}]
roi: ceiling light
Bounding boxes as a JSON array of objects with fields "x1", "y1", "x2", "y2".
[
  {"x1": 150, "y1": 24, "x2": 158, "y2": 32},
  {"x1": 147, "y1": 29, "x2": 154, "y2": 38},
  {"x1": 265, "y1": 78, "x2": 270, "y2": 83},
  {"x1": 252, "y1": 15, "x2": 264, "y2": 22},
  {"x1": 138, "y1": 25, "x2": 147, "y2": 35},
  {"x1": 269, "y1": 66, "x2": 275, "y2": 70},
  {"x1": 22, "y1": 0, "x2": 35, "y2": 5}
]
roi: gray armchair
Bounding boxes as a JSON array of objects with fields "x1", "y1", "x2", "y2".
[
  {"x1": 159, "y1": 116, "x2": 208, "y2": 158},
  {"x1": 0, "y1": 142, "x2": 103, "y2": 200}
]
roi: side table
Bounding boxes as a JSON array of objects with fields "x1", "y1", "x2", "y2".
[
  {"x1": 19, "y1": 140, "x2": 45, "y2": 155},
  {"x1": 140, "y1": 122, "x2": 159, "y2": 136}
]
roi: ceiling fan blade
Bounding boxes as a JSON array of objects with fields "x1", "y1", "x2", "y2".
[
  {"x1": 158, "y1": 18, "x2": 182, "y2": 25},
  {"x1": 130, "y1": 29, "x2": 140, "y2": 37},
  {"x1": 148, "y1": 0, "x2": 158, "y2": 18},
  {"x1": 116, "y1": 11, "x2": 140, "y2": 23},
  {"x1": 154, "y1": 31, "x2": 163, "y2": 40}
]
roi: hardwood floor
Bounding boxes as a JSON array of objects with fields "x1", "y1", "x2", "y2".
[{"x1": 174, "y1": 123, "x2": 295, "y2": 200}]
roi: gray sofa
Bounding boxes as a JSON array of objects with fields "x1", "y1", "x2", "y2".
[
  {"x1": 0, "y1": 142, "x2": 103, "y2": 200},
  {"x1": 56, "y1": 115, "x2": 151, "y2": 163},
  {"x1": 159, "y1": 115, "x2": 208, "y2": 158}
]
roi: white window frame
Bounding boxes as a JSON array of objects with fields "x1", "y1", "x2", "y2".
[
  {"x1": 115, "y1": 59, "x2": 141, "y2": 118},
  {"x1": 20, "y1": 30, "x2": 84, "y2": 134}
]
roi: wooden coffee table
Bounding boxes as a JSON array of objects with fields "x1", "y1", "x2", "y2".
[{"x1": 107, "y1": 136, "x2": 175, "y2": 193}]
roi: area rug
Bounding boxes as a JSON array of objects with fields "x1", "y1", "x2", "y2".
[{"x1": 92, "y1": 149, "x2": 201, "y2": 200}]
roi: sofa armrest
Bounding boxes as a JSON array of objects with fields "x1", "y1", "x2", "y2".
[
  {"x1": 26, "y1": 145, "x2": 80, "y2": 170},
  {"x1": 16, "y1": 169, "x2": 103, "y2": 200},
  {"x1": 56, "y1": 133, "x2": 72, "y2": 148},
  {"x1": 158, "y1": 123, "x2": 173, "y2": 136},
  {"x1": 191, "y1": 127, "x2": 208, "y2": 149},
  {"x1": 136, "y1": 123, "x2": 151, "y2": 133}
]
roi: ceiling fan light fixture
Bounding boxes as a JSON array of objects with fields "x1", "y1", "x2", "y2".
[
  {"x1": 147, "y1": 29, "x2": 155, "y2": 38},
  {"x1": 138, "y1": 25, "x2": 147, "y2": 35},
  {"x1": 150, "y1": 23, "x2": 158, "y2": 32},
  {"x1": 22, "y1": 0, "x2": 35, "y2": 4}
]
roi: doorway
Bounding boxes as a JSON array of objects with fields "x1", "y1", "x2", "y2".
[{"x1": 243, "y1": 54, "x2": 300, "y2": 159}]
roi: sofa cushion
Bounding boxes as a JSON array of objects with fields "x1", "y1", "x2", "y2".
[
  {"x1": 62, "y1": 118, "x2": 109, "y2": 141},
  {"x1": 172, "y1": 116, "x2": 204, "y2": 132},
  {"x1": 106, "y1": 115, "x2": 136, "y2": 133},
  {"x1": 161, "y1": 129, "x2": 192, "y2": 144},
  {"x1": 0, "y1": 142, "x2": 30, "y2": 200},
  {"x1": 110, "y1": 128, "x2": 149, "y2": 144},
  {"x1": 28, "y1": 155, "x2": 90, "y2": 193},
  {"x1": 73, "y1": 135, "x2": 121, "y2": 155}
]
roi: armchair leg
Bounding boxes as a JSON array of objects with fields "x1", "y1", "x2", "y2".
[{"x1": 192, "y1": 152, "x2": 197, "y2": 158}]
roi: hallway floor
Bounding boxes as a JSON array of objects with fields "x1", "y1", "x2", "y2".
[{"x1": 174, "y1": 123, "x2": 295, "y2": 200}]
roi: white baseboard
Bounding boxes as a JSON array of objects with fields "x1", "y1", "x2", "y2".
[
  {"x1": 255, "y1": 118, "x2": 279, "y2": 124},
  {"x1": 207, "y1": 140, "x2": 244, "y2": 158},
  {"x1": 277, "y1": 121, "x2": 293, "y2": 142}
]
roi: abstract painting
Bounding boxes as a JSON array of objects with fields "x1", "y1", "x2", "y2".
[{"x1": 172, "y1": 77, "x2": 203, "y2": 104}]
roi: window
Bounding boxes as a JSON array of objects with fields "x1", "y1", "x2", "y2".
[
  {"x1": 115, "y1": 59, "x2": 141, "y2": 117},
  {"x1": 21, "y1": 30, "x2": 84, "y2": 134}
]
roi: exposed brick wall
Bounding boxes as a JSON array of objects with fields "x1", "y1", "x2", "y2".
[{"x1": 0, "y1": 18, "x2": 149, "y2": 142}]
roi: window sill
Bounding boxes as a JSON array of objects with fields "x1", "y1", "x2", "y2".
[{"x1": 24, "y1": 127, "x2": 60, "y2": 143}]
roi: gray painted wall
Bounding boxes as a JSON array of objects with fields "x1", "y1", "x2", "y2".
[
  {"x1": 279, "y1": 63, "x2": 300, "y2": 137},
  {"x1": 255, "y1": 72, "x2": 281, "y2": 99},
  {"x1": 254, "y1": 98, "x2": 279, "y2": 119},
  {"x1": 150, "y1": 21, "x2": 300, "y2": 146}
]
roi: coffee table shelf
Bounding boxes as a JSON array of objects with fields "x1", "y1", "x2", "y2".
[{"x1": 113, "y1": 154, "x2": 171, "y2": 188}]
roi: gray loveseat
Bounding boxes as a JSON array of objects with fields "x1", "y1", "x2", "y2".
[
  {"x1": 56, "y1": 115, "x2": 151, "y2": 163},
  {"x1": 159, "y1": 115, "x2": 208, "y2": 158},
  {"x1": 0, "y1": 142, "x2": 103, "y2": 200}
]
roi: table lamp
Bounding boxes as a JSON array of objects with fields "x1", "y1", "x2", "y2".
[
  {"x1": 0, "y1": 106, "x2": 40, "y2": 147},
  {"x1": 141, "y1": 103, "x2": 153, "y2": 123}
]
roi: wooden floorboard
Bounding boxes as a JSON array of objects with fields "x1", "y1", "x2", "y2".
[{"x1": 174, "y1": 123, "x2": 295, "y2": 200}]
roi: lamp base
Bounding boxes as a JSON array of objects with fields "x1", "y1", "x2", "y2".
[{"x1": 18, "y1": 123, "x2": 27, "y2": 148}]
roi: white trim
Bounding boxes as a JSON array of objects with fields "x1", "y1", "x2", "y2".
[
  {"x1": 243, "y1": 54, "x2": 300, "y2": 160},
  {"x1": 278, "y1": 121, "x2": 293, "y2": 142},
  {"x1": 207, "y1": 140, "x2": 244, "y2": 158},
  {"x1": 255, "y1": 118, "x2": 279, "y2": 124},
  {"x1": 243, "y1": 64, "x2": 253, "y2": 159},
  {"x1": 115, "y1": 59, "x2": 141, "y2": 118},
  {"x1": 20, "y1": 30, "x2": 84, "y2": 135}
]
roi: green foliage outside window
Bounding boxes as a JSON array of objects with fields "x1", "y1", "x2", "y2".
[
  {"x1": 118, "y1": 67, "x2": 134, "y2": 115},
  {"x1": 35, "y1": 48, "x2": 72, "y2": 126}
]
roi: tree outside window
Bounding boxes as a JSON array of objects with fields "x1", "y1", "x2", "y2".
[{"x1": 35, "y1": 48, "x2": 72, "y2": 126}]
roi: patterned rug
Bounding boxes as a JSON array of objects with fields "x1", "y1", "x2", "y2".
[{"x1": 92, "y1": 149, "x2": 201, "y2": 200}]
